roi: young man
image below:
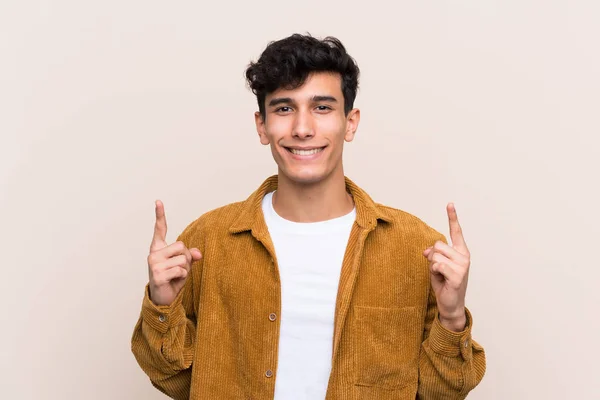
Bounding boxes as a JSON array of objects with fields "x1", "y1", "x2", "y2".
[{"x1": 131, "y1": 34, "x2": 486, "y2": 399}]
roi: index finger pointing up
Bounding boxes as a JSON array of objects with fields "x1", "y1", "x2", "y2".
[
  {"x1": 151, "y1": 200, "x2": 168, "y2": 251},
  {"x1": 447, "y1": 202, "x2": 468, "y2": 253}
]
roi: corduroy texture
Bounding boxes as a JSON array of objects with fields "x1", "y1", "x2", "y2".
[{"x1": 131, "y1": 175, "x2": 486, "y2": 399}]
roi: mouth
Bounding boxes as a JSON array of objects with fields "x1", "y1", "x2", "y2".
[{"x1": 284, "y1": 146, "x2": 326, "y2": 156}]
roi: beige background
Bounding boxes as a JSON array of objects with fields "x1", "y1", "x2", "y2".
[{"x1": 1, "y1": 0, "x2": 599, "y2": 399}]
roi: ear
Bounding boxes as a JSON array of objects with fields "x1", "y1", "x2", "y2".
[
  {"x1": 344, "y1": 108, "x2": 360, "y2": 142},
  {"x1": 254, "y1": 111, "x2": 270, "y2": 145}
]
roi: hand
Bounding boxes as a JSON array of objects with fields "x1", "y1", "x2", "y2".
[
  {"x1": 422, "y1": 203, "x2": 470, "y2": 332},
  {"x1": 147, "y1": 200, "x2": 202, "y2": 306}
]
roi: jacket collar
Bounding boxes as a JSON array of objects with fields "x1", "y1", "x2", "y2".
[{"x1": 228, "y1": 174, "x2": 392, "y2": 234}]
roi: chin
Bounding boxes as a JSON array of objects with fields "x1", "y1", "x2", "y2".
[{"x1": 279, "y1": 167, "x2": 332, "y2": 186}]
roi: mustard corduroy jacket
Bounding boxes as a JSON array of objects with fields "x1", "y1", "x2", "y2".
[{"x1": 131, "y1": 175, "x2": 486, "y2": 399}]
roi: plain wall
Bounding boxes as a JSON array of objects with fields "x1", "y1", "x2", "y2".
[{"x1": 1, "y1": 0, "x2": 599, "y2": 398}]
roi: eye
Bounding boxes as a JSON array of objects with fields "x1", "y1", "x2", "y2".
[
  {"x1": 316, "y1": 105, "x2": 332, "y2": 111},
  {"x1": 275, "y1": 106, "x2": 292, "y2": 113}
]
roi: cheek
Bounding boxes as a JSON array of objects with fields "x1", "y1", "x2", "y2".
[
  {"x1": 266, "y1": 118, "x2": 291, "y2": 138},
  {"x1": 317, "y1": 115, "x2": 347, "y2": 136}
]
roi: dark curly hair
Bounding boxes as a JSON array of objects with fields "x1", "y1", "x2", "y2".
[{"x1": 245, "y1": 33, "x2": 360, "y2": 120}]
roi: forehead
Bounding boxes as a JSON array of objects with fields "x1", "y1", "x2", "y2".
[{"x1": 267, "y1": 71, "x2": 343, "y2": 101}]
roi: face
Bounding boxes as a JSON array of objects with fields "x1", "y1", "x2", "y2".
[{"x1": 254, "y1": 71, "x2": 360, "y2": 186}]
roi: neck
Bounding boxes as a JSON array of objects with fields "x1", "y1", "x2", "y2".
[{"x1": 272, "y1": 167, "x2": 355, "y2": 223}]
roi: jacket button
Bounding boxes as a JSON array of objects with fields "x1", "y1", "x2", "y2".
[
  {"x1": 158, "y1": 314, "x2": 166, "y2": 323},
  {"x1": 265, "y1": 369, "x2": 273, "y2": 378},
  {"x1": 269, "y1": 313, "x2": 277, "y2": 321}
]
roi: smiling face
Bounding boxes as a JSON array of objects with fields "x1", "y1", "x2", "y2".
[{"x1": 254, "y1": 71, "x2": 360, "y2": 186}]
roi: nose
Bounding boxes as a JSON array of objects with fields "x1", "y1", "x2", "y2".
[{"x1": 292, "y1": 109, "x2": 314, "y2": 139}]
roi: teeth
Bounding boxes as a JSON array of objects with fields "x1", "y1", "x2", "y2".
[{"x1": 289, "y1": 148, "x2": 324, "y2": 155}]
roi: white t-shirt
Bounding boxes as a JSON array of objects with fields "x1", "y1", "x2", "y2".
[{"x1": 261, "y1": 190, "x2": 356, "y2": 399}]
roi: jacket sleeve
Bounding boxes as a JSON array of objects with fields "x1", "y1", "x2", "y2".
[
  {"x1": 417, "y1": 236, "x2": 486, "y2": 399},
  {"x1": 131, "y1": 227, "x2": 202, "y2": 400}
]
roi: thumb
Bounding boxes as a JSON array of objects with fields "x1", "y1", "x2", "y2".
[{"x1": 190, "y1": 248, "x2": 203, "y2": 260}]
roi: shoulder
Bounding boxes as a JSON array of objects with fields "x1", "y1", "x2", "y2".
[
  {"x1": 374, "y1": 203, "x2": 447, "y2": 245},
  {"x1": 177, "y1": 201, "x2": 246, "y2": 241}
]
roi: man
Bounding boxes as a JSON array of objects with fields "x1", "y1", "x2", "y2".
[{"x1": 131, "y1": 33, "x2": 486, "y2": 399}]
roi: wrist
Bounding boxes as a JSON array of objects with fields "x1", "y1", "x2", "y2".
[{"x1": 439, "y1": 310, "x2": 467, "y2": 332}]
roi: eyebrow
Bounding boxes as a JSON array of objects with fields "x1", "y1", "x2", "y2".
[{"x1": 267, "y1": 95, "x2": 338, "y2": 107}]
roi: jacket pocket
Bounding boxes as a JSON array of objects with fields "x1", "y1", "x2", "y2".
[{"x1": 352, "y1": 306, "x2": 421, "y2": 389}]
